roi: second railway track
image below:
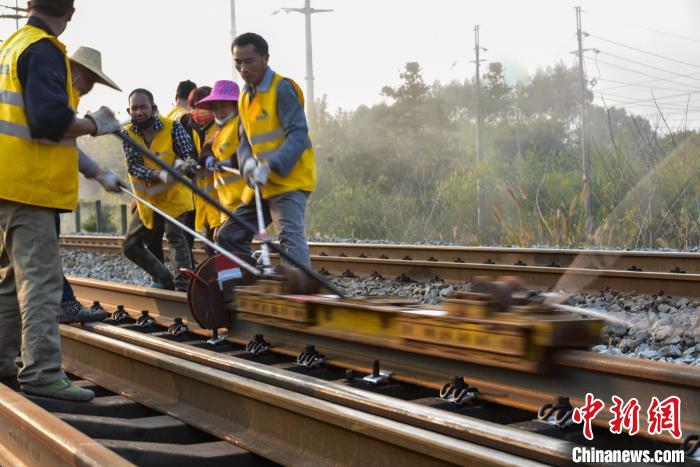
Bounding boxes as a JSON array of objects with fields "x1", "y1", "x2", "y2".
[{"x1": 61, "y1": 235, "x2": 700, "y2": 297}]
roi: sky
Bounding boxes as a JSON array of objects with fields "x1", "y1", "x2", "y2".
[{"x1": 1, "y1": 0, "x2": 698, "y2": 129}]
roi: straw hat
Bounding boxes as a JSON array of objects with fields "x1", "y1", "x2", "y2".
[{"x1": 70, "y1": 46, "x2": 121, "y2": 92}]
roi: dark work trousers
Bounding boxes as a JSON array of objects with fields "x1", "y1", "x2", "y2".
[
  {"x1": 122, "y1": 210, "x2": 193, "y2": 290},
  {"x1": 145, "y1": 219, "x2": 165, "y2": 264},
  {"x1": 216, "y1": 190, "x2": 311, "y2": 266},
  {"x1": 184, "y1": 209, "x2": 196, "y2": 266},
  {"x1": 54, "y1": 214, "x2": 75, "y2": 303}
]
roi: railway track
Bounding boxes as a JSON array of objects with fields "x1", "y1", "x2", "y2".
[
  {"x1": 62, "y1": 277, "x2": 700, "y2": 465},
  {"x1": 60, "y1": 234, "x2": 700, "y2": 297},
  {"x1": 0, "y1": 368, "x2": 272, "y2": 466}
]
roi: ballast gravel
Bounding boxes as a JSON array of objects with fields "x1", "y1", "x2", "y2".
[{"x1": 61, "y1": 249, "x2": 699, "y2": 366}]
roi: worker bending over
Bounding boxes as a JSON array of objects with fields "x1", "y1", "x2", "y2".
[
  {"x1": 121, "y1": 89, "x2": 196, "y2": 291},
  {"x1": 0, "y1": 0, "x2": 120, "y2": 401},
  {"x1": 218, "y1": 33, "x2": 316, "y2": 265},
  {"x1": 58, "y1": 45, "x2": 124, "y2": 324}
]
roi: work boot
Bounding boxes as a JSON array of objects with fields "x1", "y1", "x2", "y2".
[
  {"x1": 149, "y1": 280, "x2": 175, "y2": 290},
  {"x1": 22, "y1": 378, "x2": 94, "y2": 401},
  {"x1": 59, "y1": 299, "x2": 108, "y2": 324}
]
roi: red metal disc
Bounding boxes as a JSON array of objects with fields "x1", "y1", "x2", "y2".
[{"x1": 186, "y1": 254, "x2": 258, "y2": 330}]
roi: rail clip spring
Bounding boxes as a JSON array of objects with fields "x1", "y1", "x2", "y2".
[
  {"x1": 537, "y1": 396, "x2": 575, "y2": 428},
  {"x1": 439, "y1": 376, "x2": 478, "y2": 406},
  {"x1": 682, "y1": 434, "x2": 699, "y2": 459},
  {"x1": 167, "y1": 318, "x2": 188, "y2": 337},
  {"x1": 246, "y1": 334, "x2": 271, "y2": 356},
  {"x1": 136, "y1": 310, "x2": 156, "y2": 328},
  {"x1": 296, "y1": 345, "x2": 325, "y2": 369}
]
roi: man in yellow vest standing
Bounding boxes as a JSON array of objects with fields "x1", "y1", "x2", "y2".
[
  {"x1": 218, "y1": 33, "x2": 316, "y2": 266},
  {"x1": 164, "y1": 79, "x2": 198, "y2": 265},
  {"x1": 121, "y1": 89, "x2": 196, "y2": 291},
  {"x1": 165, "y1": 80, "x2": 197, "y2": 123},
  {"x1": 0, "y1": 0, "x2": 121, "y2": 401}
]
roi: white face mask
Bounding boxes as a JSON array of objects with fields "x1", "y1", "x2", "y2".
[{"x1": 215, "y1": 111, "x2": 236, "y2": 127}]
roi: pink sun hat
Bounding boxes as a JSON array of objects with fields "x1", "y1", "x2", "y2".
[{"x1": 195, "y1": 80, "x2": 240, "y2": 108}]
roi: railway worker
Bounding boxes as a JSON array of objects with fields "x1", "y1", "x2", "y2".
[
  {"x1": 57, "y1": 46, "x2": 125, "y2": 324},
  {"x1": 185, "y1": 86, "x2": 225, "y2": 253},
  {"x1": 0, "y1": 0, "x2": 121, "y2": 401},
  {"x1": 164, "y1": 80, "x2": 199, "y2": 263},
  {"x1": 194, "y1": 80, "x2": 248, "y2": 232},
  {"x1": 218, "y1": 33, "x2": 316, "y2": 266},
  {"x1": 121, "y1": 88, "x2": 197, "y2": 291},
  {"x1": 165, "y1": 80, "x2": 197, "y2": 123}
]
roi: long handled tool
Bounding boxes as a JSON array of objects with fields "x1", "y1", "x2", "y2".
[
  {"x1": 115, "y1": 131, "x2": 345, "y2": 297},
  {"x1": 120, "y1": 187, "x2": 261, "y2": 277},
  {"x1": 216, "y1": 164, "x2": 273, "y2": 274}
]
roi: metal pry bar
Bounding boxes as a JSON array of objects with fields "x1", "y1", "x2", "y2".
[
  {"x1": 120, "y1": 187, "x2": 260, "y2": 276},
  {"x1": 114, "y1": 131, "x2": 346, "y2": 298}
]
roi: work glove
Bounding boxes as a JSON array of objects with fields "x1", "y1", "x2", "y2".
[
  {"x1": 157, "y1": 170, "x2": 174, "y2": 184},
  {"x1": 205, "y1": 155, "x2": 218, "y2": 172},
  {"x1": 94, "y1": 169, "x2": 127, "y2": 193},
  {"x1": 173, "y1": 158, "x2": 191, "y2": 174},
  {"x1": 86, "y1": 106, "x2": 121, "y2": 136},
  {"x1": 242, "y1": 158, "x2": 269, "y2": 187}
]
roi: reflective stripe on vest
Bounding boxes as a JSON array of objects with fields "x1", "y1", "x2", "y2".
[
  {"x1": 212, "y1": 116, "x2": 247, "y2": 211},
  {"x1": 0, "y1": 25, "x2": 78, "y2": 211},
  {"x1": 238, "y1": 72, "x2": 316, "y2": 199},
  {"x1": 125, "y1": 116, "x2": 194, "y2": 229}
]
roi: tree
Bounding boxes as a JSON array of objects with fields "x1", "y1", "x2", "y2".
[
  {"x1": 482, "y1": 62, "x2": 511, "y2": 122},
  {"x1": 381, "y1": 62, "x2": 429, "y2": 105}
]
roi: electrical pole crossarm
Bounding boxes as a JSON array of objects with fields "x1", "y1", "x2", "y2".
[{"x1": 275, "y1": 1, "x2": 333, "y2": 129}]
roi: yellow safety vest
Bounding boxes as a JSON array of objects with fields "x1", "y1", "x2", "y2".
[
  {"x1": 165, "y1": 106, "x2": 189, "y2": 123},
  {"x1": 193, "y1": 124, "x2": 223, "y2": 231},
  {"x1": 212, "y1": 115, "x2": 247, "y2": 217},
  {"x1": 124, "y1": 117, "x2": 194, "y2": 229},
  {"x1": 0, "y1": 25, "x2": 78, "y2": 211},
  {"x1": 238, "y1": 72, "x2": 316, "y2": 199}
]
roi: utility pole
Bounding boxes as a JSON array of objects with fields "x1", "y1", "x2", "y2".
[
  {"x1": 276, "y1": 0, "x2": 333, "y2": 127},
  {"x1": 576, "y1": 6, "x2": 592, "y2": 239},
  {"x1": 514, "y1": 90, "x2": 522, "y2": 158},
  {"x1": 473, "y1": 25, "x2": 486, "y2": 236},
  {"x1": 230, "y1": 0, "x2": 237, "y2": 80}
]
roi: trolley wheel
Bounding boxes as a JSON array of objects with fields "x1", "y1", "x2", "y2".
[{"x1": 186, "y1": 254, "x2": 258, "y2": 330}]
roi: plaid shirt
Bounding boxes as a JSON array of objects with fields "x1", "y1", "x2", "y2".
[{"x1": 122, "y1": 116, "x2": 196, "y2": 182}]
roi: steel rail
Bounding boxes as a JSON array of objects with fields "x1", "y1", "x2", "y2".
[
  {"x1": 0, "y1": 383, "x2": 133, "y2": 467},
  {"x1": 68, "y1": 277, "x2": 700, "y2": 443},
  {"x1": 60, "y1": 235, "x2": 700, "y2": 297},
  {"x1": 59, "y1": 235, "x2": 700, "y2": 273},
  {"x1": 79, "y1": 321, "x2": 576, "y2": 466},
  {"x1": 59, "y1": 324, "x2": 546, "y2": 467}
]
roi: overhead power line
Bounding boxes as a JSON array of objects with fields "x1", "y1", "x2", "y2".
[
  {"x1": 598, "y1": 90, "x2": 696, "y2": 105},
  {"x1": 583, "y1": 10, "x2": 700, "y2": 45},
  {"x1": 587, "y1": 33, "x2": 700, "y2": 69},
  {"x1": 584, "y1": 56, "x2": 700, "y2": 92},
  {"x1": 596, "y1": 73, "x2": 700, "y2": 93},
  {"x1": 595, "y1": 50, "x2": 700, "y2": 84}
]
